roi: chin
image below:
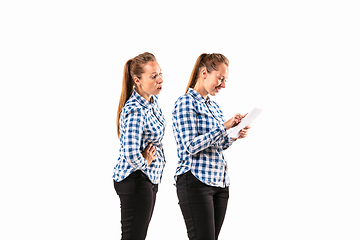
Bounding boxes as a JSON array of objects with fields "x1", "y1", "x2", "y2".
[
  {"x1": 153, "y1": 89, "x2": 162, "y2": 95},
  {"x1": 210, "y1": 90, "x2": 220, "y2": 96}
]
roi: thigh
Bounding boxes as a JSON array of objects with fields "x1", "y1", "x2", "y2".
[
  {"x1": 132, "y1": 173, "x2": 158, "y2": 239},
  {"x1": 114, "y1": 171, "x2": 158, "y2": 240},
  {"x1": 213, "y1": 187, "x2": 229, "y2": 240},
  {"x1": 177, "y1": 172, "x2": 216, "y2": 240},
  {"x1": 133, "y1": 173, "x2": 158, "y2": 223}
]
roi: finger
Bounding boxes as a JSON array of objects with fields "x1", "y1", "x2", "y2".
[
  {"x1": 238, "y1": 130, "x2": 247, "y2": 137},
  {"x1": 240, "y1": 113, "x2": 248, "y2": 119},
  {"x1": 147, "y1": 145, "x2": 153, "y2": 152},
  {"x1": 234, "y1": 115, "x2": 241, "y2": 124}
]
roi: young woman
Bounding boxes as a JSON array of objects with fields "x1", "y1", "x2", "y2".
[
  {"x1": 172, "y1": 53, "x2": 251, "y2": 240},
  {"x1": 113, "y1": 52, "x2": 166, "y2": 240}
]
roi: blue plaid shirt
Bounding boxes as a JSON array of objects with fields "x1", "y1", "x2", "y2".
[
  {"x1": 113, "y1": 89, "x2": 166, "y2": 184},
  {"x1": 172, "y1": 88, "x2": 235, "y2": 188}
]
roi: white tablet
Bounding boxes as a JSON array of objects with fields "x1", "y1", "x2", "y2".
[{"x1": 228, "y1": 107, "x2": 263, "y2": 138}]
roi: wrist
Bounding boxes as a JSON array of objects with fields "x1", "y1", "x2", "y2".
[{"x1": 224, "y1": 123, "x2": 230, "y2": 130}]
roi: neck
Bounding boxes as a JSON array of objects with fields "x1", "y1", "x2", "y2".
[
  {"x1": 135, "y1": 86, "x2": 152, "y2": 102},
  {"x1": 193, "y1": 82, "x2": 209, "y2": 99}
]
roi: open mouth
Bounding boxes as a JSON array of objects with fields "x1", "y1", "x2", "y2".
[{"x1": 157, "y1": 86, "x2": 162, "y2": 91}]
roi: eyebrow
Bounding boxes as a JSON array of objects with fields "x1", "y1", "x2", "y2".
[{"x1": 151, "y1": 69, "x2": 162, "y2": 74}]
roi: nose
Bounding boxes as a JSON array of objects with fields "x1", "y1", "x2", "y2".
[
  {"x1": 157, "y1": 75, "x2": 163, "y2": 84},
  {"x1": 220, "y1": 80, "x2": 226, "y2": 88}
]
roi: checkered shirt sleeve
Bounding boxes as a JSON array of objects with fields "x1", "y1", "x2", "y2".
[
  {"x1": 121, "y1": 110, "x2": 148, "y2": 170},
  {"x1": 172, "y1": 88, "x2": 235, "y2": 188}
]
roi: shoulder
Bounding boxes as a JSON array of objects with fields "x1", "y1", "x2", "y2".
[
  {"x1": 173, "y1": 93, "x2": 196, "y2": 113},
  {"x1": 174, "y1": 93, "x2": 196, "y2": 108},
  {"x1": 121, "y1": 98, "x2": 145, "y2": 119}
]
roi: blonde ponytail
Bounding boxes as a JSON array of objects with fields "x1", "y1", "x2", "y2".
[
  {"x1": 116, "y1": 59, "x2": 134, "y2": 138},
  {"x1": 185, "y1": 53, "x2": 208, "y2": 94}
]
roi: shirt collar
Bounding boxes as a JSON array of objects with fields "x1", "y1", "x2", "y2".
[
  {"x1": 187, "y1": 88, "x2": 211, "y2": 104},
  {"x1": 132, "y1": 88, "x2": 154, "y2": 109}
]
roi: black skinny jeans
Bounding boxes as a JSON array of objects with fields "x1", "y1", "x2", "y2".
[
  {"x1": 177, "y1": 171, "x2": 229, "y2": 240},
  {"x1": 114, "y1": 170, "x2": 158, "y2": 240}
]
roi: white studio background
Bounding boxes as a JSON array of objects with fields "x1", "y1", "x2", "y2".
[{"x1": 1, "y1": 0, "x2": 359, "y2": 239}]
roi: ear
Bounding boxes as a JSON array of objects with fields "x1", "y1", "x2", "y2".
[
  {"x1": 133, "y1": 76, "x2": 140, "y2": 84},
  {"x1": 200, "y1": 68, "x2": 208, "y2": 80}
]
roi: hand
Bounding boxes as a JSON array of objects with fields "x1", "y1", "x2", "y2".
[
  {"x1": 142, "y1": 143, "x2": 157, "y2": 165},
  {"x1": 224, "y1": 113, "x2": 248, "y2": 130},
  {"x1": 237, "y1": 125, "x2": 251, "y2": 139}
]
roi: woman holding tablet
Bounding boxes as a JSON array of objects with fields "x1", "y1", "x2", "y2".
[
  {"x1": 113, "y1": 52, "x2": 166, "y2": 240},
  {"x1": 172, "y1": 53, "x2": 250, "y2": 240}
]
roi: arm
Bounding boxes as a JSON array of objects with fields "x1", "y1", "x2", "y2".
[
  {"x1": 221, "y1": 134, "x2": 236, "y2": 150},
  {"x1": 121, "y1": 110, "x2": 148, "y2": 170},
  {"x1": 173, "y1": 100, "x2": 227, "y2": 155}
]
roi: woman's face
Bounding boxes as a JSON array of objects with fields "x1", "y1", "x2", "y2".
[
  {"x1": 203, "y1": 63, "x2": 229, "y2": 96},
  {"x1": 134, "y1": 61, "x2": 163, "y2": 101}
]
